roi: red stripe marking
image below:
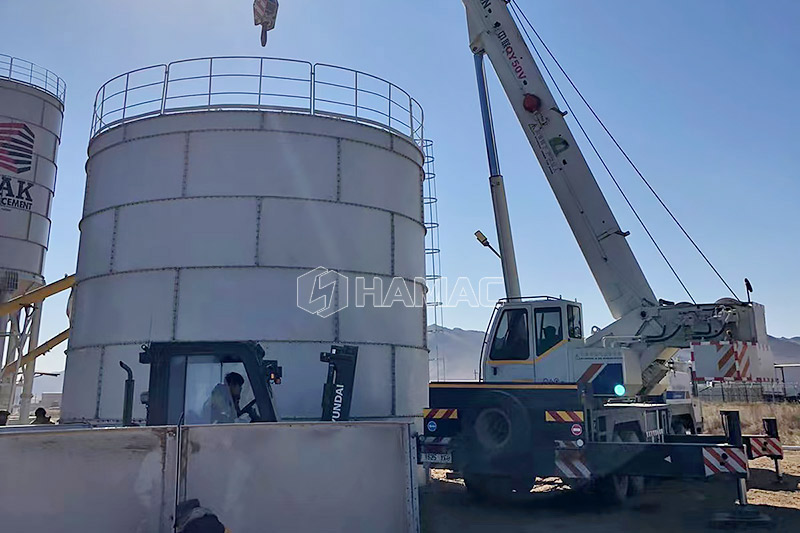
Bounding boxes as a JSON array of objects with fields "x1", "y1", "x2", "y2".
[
  {"x1": 737, "y1": 344, "x2": 749, "y2": 363},
  {"x1": 705, "y1": 448, "x2": 733, "y2": 473},
  {"x1": 750, "y1": 443, "x2": 764, "y2": 458},
  {"x1": 443, "y1": 409, "x2": 455, "y2": 419},
  {"x1": 765, "y1": 439, "x2": 782, "y2": 456},
  {"x1": 717, "y1": 347, "x2": 735, "y2": 370},
  {"x1": 550, "y1": 411, "x2": 566, "y2": 422},
  {"x1": 567, "y1": 411, "x2": 582, "y2": 422},
  {"x1": 704, "y1": 456, "x2": 722, "y2": 475},
  {"x1": 724, "y1": 364, "x2": 738, "y2": 378},
  {"x1": 709, "y1": 446, "x2": 747, "y2": 472},
  {"x1": 562, "y1": 460, "x2": 582, "y2": 478},
  {"x1": 727, "y1": 449, "x2": 748, "y2": 472},
  {"x1": 578, "y1": 363, "x2": 603, "y2": 383},
  {"x1": 741, "y1": 358, "x2": 751, "y2": 378},
  {"x1": 753, "y1": 438, "x2": 768, "y2": 458}
]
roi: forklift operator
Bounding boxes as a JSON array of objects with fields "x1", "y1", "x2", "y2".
[{"x1": 202, "y1": 372, "x2": 245, "y2": 424}]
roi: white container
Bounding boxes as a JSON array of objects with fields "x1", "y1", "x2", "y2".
[
  {"x1": 0, "y1": 55, "x2": 65, "y2": 298},
  {"x1": 62, "y1": 58, "x2": 428, "y2": 424}
]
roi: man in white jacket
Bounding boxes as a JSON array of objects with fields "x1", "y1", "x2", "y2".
[{"x1": 202, "y1": 372, "x2": 245, "y2": 424}]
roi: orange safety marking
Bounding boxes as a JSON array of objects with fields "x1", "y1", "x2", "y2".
[
  {"x1": 577, "y1": 363, "x2": 603, "y2": 383},
  {"x1": 545, "y1": 410, "x2": 584, "y2": 423},
  {"x1": 423, "y1": 408, "x2": 458, "y2": 420},
  {"x1": 717, "y1": 346, "x2": 735, "y2": 370}
]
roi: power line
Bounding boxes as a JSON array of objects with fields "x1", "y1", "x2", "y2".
[{"x1": 510, "y1": 0, "x2": 741, "y2": 302}]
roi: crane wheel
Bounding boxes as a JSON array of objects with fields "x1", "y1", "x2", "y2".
[{"x1": 467, "y1": 391, "x2": 531, "y2": 456}]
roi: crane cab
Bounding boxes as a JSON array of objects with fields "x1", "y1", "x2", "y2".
[{"x1": 482, "y1": 297, "x2": 584, "y2": 383}]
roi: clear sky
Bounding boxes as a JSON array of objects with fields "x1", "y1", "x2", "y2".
[{"x1": 2, "y1": 0, "x2": 798, "y2": 373}]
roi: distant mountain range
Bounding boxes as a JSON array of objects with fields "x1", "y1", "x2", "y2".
[
  {"x1": 767, "y1": 336, "x2": 800, "y2": 363},
  {"x1": 428, "y1": 326, "x2": 800, "y2": 381}
]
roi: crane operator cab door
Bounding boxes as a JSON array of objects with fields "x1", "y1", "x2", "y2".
[
  {"x1": 483, "y1": 299, "x2": 583, "y2": 383},
  {"x1": 140, "y1": 341, "x2": 280, "y2": 426}
]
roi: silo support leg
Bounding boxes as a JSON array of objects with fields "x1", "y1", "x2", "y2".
[{"x1": 17, "y1": 303, "x2": 42, "y2": 423}]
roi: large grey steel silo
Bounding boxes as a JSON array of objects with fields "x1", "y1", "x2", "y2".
[{"x1": 61, "y1": 57, "x2": 428, "y2": 424}]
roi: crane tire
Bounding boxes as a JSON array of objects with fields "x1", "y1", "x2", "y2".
[{"x1": 467, "y1": 391, "x2": 531, "y2": 456}]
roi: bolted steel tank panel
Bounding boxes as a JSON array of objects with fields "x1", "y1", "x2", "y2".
[
  {"x1": 0, "y1": 56, "x2": 65, "y2": 298},
  {"x1": 62, "y1": 58, "x2": 428, "y2": 423}
]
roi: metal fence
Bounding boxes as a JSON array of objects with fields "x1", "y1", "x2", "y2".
[
  {"x1": 0, "y1": 54, "x2": 66, "y2": 103},
  {"x1": 90, "y1": 56, "x2": 424, "y2": 145},
  {"x1": 698, "y1": 381, "x2": 800, "y2": 403}
]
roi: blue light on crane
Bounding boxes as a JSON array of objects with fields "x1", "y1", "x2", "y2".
[{"x1": 614, "y1": 384, "x2": 626, "y2": 397}]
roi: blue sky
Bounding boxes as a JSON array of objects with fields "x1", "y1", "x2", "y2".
[{"x1": 2, "y1": 0, "x2": 798, "y2": 373}]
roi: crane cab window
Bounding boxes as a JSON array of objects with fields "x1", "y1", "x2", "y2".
[
  {"x1": 535, "y1": 307, "x2": 563, "y2": 356},
  {"x1": 489, "y1": 309, "x2": 530, "y2": 361},
  {"x1": 567, "y1": 305, "x2": 582, "y2": 339}
]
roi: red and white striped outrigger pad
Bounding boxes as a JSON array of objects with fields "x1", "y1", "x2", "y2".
[
  {"x1": 254, "y1": 0, "x2": 279, "y2": 29},
  {"x1": 748, "y1": 436, "x2": 783, "y2": 459},
  {"x1": 702, "y1": 447, "x2": 748, "y2": 476}
]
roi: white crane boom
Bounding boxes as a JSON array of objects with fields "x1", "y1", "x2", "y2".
[{"x1": 462, "y1": 0, "x2": 657, "y2": 320}]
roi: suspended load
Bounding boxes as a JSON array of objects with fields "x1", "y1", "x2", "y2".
[{"x1": 253, "y1": 0, "x2": 279, "y2": 47}]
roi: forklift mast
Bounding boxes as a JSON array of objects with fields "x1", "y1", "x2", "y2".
[{"x1": 320, "y1": 345, "x2": 358, "y2": 422}]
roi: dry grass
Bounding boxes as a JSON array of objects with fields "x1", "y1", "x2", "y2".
[{"x1": 702, "y1": 402, "x2": 800, "y2": 445}]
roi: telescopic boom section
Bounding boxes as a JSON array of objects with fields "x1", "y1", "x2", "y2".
[{"x1": 462, "y1": 0, "x2": 657, "y2": 319}]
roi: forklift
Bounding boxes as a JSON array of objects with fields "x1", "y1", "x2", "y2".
[{"x1": 137, "y1": 341, "x2": 358, "y2": 426}]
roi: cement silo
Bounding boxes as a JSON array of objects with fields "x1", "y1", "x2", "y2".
[
  {"x1": 0, "y1": 55, "x2": 65, "y2": 412},
  {"x1": 62, "y1": 57, "x2": 428, "y2": 424}
]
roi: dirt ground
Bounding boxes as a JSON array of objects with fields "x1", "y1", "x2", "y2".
[{"x1": 421, "y1": 451, "x2": 800, "y2": 532}]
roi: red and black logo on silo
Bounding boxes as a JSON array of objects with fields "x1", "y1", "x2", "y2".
[{"x1": 0, "y1": 122, "x2": 35, "y2": 174}]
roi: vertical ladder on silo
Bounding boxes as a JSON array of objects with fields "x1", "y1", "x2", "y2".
[{"x1": 422, "y1": 140, "x2": 445, "y2": 380}]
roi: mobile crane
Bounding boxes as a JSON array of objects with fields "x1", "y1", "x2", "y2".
[{"x1": 421, "y1": 0, "x2": 782, "y2": 505}]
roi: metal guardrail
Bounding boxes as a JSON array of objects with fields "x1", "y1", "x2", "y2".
[
  {"x1": 698, "y1": 381, "x2": 800, "y2": 403},
  {"x1": 90, "y1": 57, "x2": 424, "y2": 145},
  {"x1": 0, "y1": 54, "x2": 66, "y2": 103}
]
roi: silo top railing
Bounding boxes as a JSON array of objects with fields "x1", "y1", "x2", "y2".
[
  {"x1": 90, "y1": 57, "x2": 424, "y2": 146},
  {"x1": 0, "y1": 54, "x2": 66, "y2": 104}
]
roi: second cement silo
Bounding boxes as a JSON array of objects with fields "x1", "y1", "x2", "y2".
[
  {"x1": 0, "y1": 54, "x2": 65, "y2": 414},
  {"x1": 61, "y1": 57, "x2": 427, "y2": 424}
]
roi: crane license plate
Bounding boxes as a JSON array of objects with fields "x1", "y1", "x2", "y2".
[{"x1": 421, "y1": 451, "x2": 452, "y2": 464}]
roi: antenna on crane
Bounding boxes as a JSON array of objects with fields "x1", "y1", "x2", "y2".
[{"x1": 253, "y1": 0, "x2": 279, "y2": 47}]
